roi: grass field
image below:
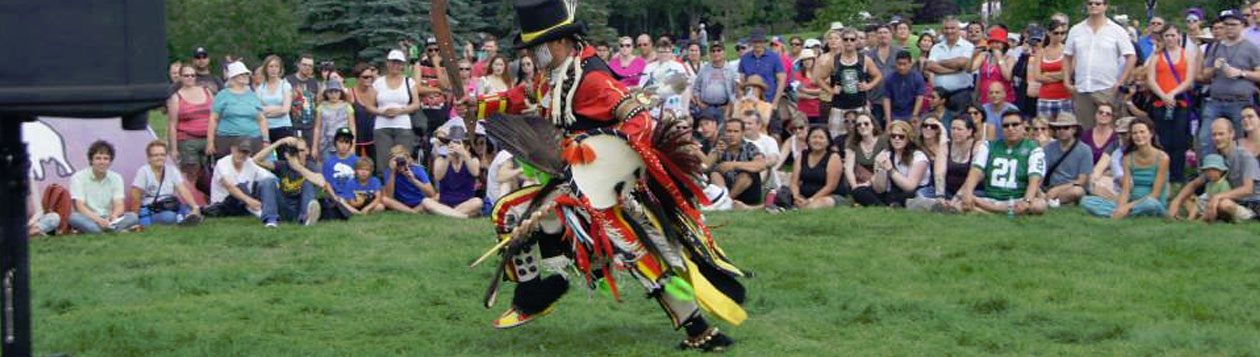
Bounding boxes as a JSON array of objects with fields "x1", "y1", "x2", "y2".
[{"x1": 31, "y1": 208, "x2": 1260, "y2": 356}]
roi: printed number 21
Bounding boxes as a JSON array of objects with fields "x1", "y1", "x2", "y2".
[{"x1": 990, "y1": 158, "x2": 1019, "y2": 189}]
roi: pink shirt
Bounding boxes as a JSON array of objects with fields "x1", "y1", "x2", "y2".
[
  {"x1": 609, "y1": 56, "x2": 647, "y2": 87},
  {"x1": 977, "y1": 60, "x2": 1014, "y2": 104}
]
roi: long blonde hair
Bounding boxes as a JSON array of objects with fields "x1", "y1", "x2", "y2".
[{"x1": 261, "y1": 55, "x2": 286, "y2": 81}]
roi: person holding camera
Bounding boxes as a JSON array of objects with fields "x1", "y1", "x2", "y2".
[
  {"x1": 971, "y1": 27, "x2": 1016, "y2": 107},
  {"x1": 431, "y1": 126, "x2": 483, "y2": 218},
  {"x1": 252, "y1": 137, "x2": 325, "y2": 227},
  {"x1": 381, "y1": 144, "x2": 468, "y2": 218},
  {"x1": 129, "y1": 141, "x2": 203, "y2": 227}
]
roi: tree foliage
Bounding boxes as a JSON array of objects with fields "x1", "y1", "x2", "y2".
[
  {"x1": 167, "y1": 0, "x2": 306, "y2": 65},
  {"x1": 811, "y1": 0, "x2": 920, "y2": 31},
  {"x1": 998, "y1": 0, "x2": 1250, "y2": 32}
]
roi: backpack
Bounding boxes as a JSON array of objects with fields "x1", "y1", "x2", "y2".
[{"x1": 41, "y1": 184, "x2": 72, "y2": 235}]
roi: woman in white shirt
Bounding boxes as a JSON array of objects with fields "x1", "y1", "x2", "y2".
[
  {"x1": 130, "y1": 141, "x2": 202, "y2": 226},
  {"x1": 365, "y1": 49, "x2": 422, "y2": 175}
]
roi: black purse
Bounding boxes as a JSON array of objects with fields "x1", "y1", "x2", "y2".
[{"x1": 149, "y1": 166, "x2": 181, "y2": 213}]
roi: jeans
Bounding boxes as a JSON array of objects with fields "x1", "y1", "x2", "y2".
[
  {"x1": 68, "y1": 212, "x2": 138, "y2": 234},
  {"x1": 203, "y1": 181, "x2": 267, "y2": 222},
  {"x1": 257, "y1": 177, "x2": 316, "y2": 223},
  {"x1": 1081, "y1": 196, "x2": 1167, "y2": 217},
  {"x1": 1198, "y1": 99, "x2": 1251, "y2": 158},
  {"x1": 138, "y1": 205, "x2": 193, "y2": 226},
  {"x1": 1152, "y1": 105, "x2": 1191, "y2": 183}
]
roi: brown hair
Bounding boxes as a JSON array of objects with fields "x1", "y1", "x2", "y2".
[{"x1": 145, "y1": 140, "x2": 169, "y2": 156}]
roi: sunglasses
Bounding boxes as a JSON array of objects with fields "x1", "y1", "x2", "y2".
[
  {"x1": 359, "y1": 75, "x2": 376, "y2": 80},
  {"x1": 637, "y1": 43, "x2": 650, "y2": 47},
  {"x1": 922, "y1": 124, "x2": 940, "y2": 130},
  {"x1": 459, "y1": 67, "x2": 471, "y2": 71},
  {"x1": 889, "y1": 133, "x2": 907, "y2": 140},
  {"x1": 620, "y1": 44, "x2": 633, "y2": 48},
  {"x1": 791, "y1": 42, "x2": 802, "y2": 46},
  {"x1": 426, "y1": 48, "x2": 439, "y2": 53},
  {"x1": 968, "y1": 110, "x2": 983, "y2": 115},
  {"x1": 1002, "y1": 122, "x2": 1022, "y2": 128},
  {"x1": 193, "y1": 54, "x2": 209, "y2": 59},
  {"x1": 1053, "y1": 126, "x2": 1073, "y2": 131},
  {"x1": 710, "y1": 48, "x2": 724, "y2": 52},
  {"x1": 1053, "y1": 31, "x2": 1067, "y2": 35},
  {"x1": 843, "y1": 38, "x2": 858, "y2": 42}
]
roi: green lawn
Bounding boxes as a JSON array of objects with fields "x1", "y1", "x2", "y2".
[{"x1": 31, "y1": 208, "x2": 1260, "y2": 355}]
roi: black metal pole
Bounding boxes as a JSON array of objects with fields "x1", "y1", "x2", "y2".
[{"x1": 1, "y1": 116, "x2": 32, "y2": 357}]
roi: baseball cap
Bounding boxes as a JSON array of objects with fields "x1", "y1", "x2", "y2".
[
  {"x1": 1219, "y1": 9, "x2": 1246, "y2": 23},
  {"x1": 326, "y1": 80, "x2": 345, "y2": 92},
  {"x1": 804, "y1": 39, "x2": 822, "y2": 48},
  {"x1": 426, "y1": 37, "x2": 438, "y2": 46},
  {"x1": 192, "y1": 47, "x2": 209, "y2": 58},
  {"x1": 233, "y1": 140, "x2": 254, "y2": 153},
  {"x1": 387, "y1": 49, "x2": 407, "y2": 62}
]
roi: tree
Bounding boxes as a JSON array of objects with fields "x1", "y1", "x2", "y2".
[
  {"x1": 812, "y1": 0, "x2": 919, "y2": 30},
  {"x1": 167, "y1": 0, "x2": 306, "y2": 65},
  {"x1": 300, "y1": 0, "x2": 491, "y2": 67}
]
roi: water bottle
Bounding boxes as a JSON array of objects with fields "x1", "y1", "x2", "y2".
[
  {"x1": 1007, "y1": 198, "x2": 1015, "y2": 220},
  {"x1": 1163, "y1": 105, "x2": 1173, "y2": 122}
]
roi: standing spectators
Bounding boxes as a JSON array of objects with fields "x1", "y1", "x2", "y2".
[
  {"x1": 167, "y1": 61, "x2": 182, "y2": 90},
  {"x1": 973, "y1": 27, "x2": 1016, "y2": 105},
  {"x1": 1198, "y1": 9, "x2": 1260, "y2": 157},
  {"x1": 981, "y1": 83, "x2": 1019, "y2": 140},
  {"x1": 684, "y1": 42, "x2": 704, "y2": 78},
  {"x1": 705, "y1": 119, "x2": 767, "y2": 209},
  {"x1": 167, "y1": 63, "x2": 214, "y2": 192},
  {"x1": 786, "y1": 126, "x2": 846, "y2": 209},
  {"x1": 893, "y1": 19, "x2": 919, "y2": 58},
  {"x1": 1185, "y1": 9, "x2": 1209, "y2": 44},
  {"x1": 130, "y1": 141, "x2": 203, "y2": 227},
  {"x1": 641, "y1": 39, "x2": 691, "y2": 116},
  {"x1": 347, "y1": 63, "x2": 378, "y2": 159},
  {"x1": 416, "y1": 38, "x2": 453, "y2": 141},
  {"x1": 1031, "y1": 20, "x2": 1073, "y2": 120},
  {"x1": 367, "y1": 50, "x2": 421, "y2": 175},
  {"x1": 322, "y1": 128, "x2": 359, "y2": 200},
  {"x1": 207, "y1": 62, "x2": 268, "y2": 158},
  {"x1": 1064, "y1": 0, "x2": 1137, "y2": 130},
  {"x1": 636, "y1": 34, "x2": 656, "y2": 64},
  {"x1": 957, "y1": 111, "x2": 1048, "y2": 216},
  {"x1": 693, "y1": 41, "x2": 739, "y2": 121},
  {"x1": 1042, "y1": 113, "x2": 1094, "y2": 206},
  {"x1": 252, "y1": 137, "x2": 325, "y2": 227},
  {"x1": 471, "y1": 35, "x2": 499, "y2": 78},
  {"x1": 845, "y1": 112, "x2": 888, "y2": 206},
  {"x1": 866, "y1": 24, "x2": 902, "y2": 126},
  {"x1": 431, "y1": 126, "x2": 483, "y2": 218},
  {"x1": 1136, "y1": 17, "x2": 1166, "y2": 62},
  {"x1": 816, "y1": 30, "x2": 843, "y2": 125},
  {"x1": 1082, "y1": 118, "x2": 1170, "y2": 218},
  {"x1": 1081, "y1": 104, "x2": 1118, "y2": 163},
  {"x1": 313, "y1": 80, "x2": 354, "y2": 156},
  {"x1": 1245, "y1": 3, "x2": 1260, "y2": 46},
  {"x1": 1168, "y1": 118, "x2": 1260, "y2": 222},
  {"x1": 190, "y1": 47, "x2": 223, "y2": 93},
  {"x1": 476, "y1": 55, "x2": 512, "y2": 97},
  {"x1": 68, "y1": 141, "x2": 139, "y2": 234},
  {"x1": 966, "y1": 22, "x2": 986, "y2": 46},
  {"x1": 770, "y1": 37, "x2": 795, "y2": 83},
  {"x1": 595, "y1": 42, "x2": 611, "y2": 62},
  {"x1": 257, "y1": 55, "x2": 296, "y2": 142},
  {"x1": 793, "y1": 49, "x2": 823, "y2": 125},
  {"x1": 731, "y1": 76, "x2": 775, "y2": 134},
  {"x1": 915, "y1": 31, "x2": 936, "y2": 73},
  {"x1": 610, "y1": 36, "x2": 647, "y2": 87},
  {"x1": 881, "y1": 52, "x2": 926, "y2": 127},
  {"x1": 871, "y1": 121, "x2": 929, "y2": 207},
  {"x1": 287, "y1": 54, "x2": 321, "y2": 144},
  {"x1": 926, "y1": 17, "x2": 977, "y2": 117},
  {"x1": 817, "y1": 28, "x2": 882, "y2": 135},
  {"x1": 739, "y1": 28, "x2": 788, "y2": 108},
  {"x1": 1146, "y1": 25, "x2": 1197, "y2": 183}
]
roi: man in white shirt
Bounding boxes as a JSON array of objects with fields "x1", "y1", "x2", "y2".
[
  {"x1": 204, "y1": 141, "x2": 277, "y2": 226},
  {"x1": 925, "y1": 17, "x2": 976, "y2": 118},
  {"x1": 67, "y1": 141, "x2": 138, "y2": 234},
  {"x1": 1063, "y1": 0, "x2": 1137, "y2": 130},
  {"x1": 740, "y1": 111, "x2": 782, "y2": 190}
]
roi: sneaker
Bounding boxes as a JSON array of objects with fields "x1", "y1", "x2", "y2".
[
  {"x1": 179, "y1": 214, "x2": 203, "y2": 227},
  {"x1": 1048, "y1": 199, "x2": 1061, "y2": 208},
  {"x1": 264, "y1": 219, "x2": 278, "y2": 228},
  {"x1": 304, "y1": 200, "x2": 321, "y2": 226}
]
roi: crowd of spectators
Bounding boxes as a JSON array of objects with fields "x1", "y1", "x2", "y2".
[{"x1": 25, "y1": 0, "x2": 1260, "y2": 237}]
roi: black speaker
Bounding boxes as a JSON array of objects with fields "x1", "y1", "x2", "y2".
[{"x1": 0, "y1": 0, "x2": 168, "y2": 126}]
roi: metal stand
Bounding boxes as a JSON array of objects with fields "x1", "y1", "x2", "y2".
[{"x1": 1, "y1": 117, "x2": 32, "y2": 356}]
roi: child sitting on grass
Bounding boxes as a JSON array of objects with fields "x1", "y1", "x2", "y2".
[
  {"x1": 340, "y1": 157, "x2": 385, "y2": 215},
  {"x1": 1176, "y1": 154, "x2": 1231, "y2": 221}
]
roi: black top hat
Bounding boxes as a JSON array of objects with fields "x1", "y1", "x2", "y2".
[{"x1": 513, "y1": 0, "x2": 587, "y2": 49}]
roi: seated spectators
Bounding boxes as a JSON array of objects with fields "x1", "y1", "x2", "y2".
[
  {"x1": 431, "y1": 126, "x2": 484, "y2": 217},
  {"x1": 250, "y1": 137, "x2": 325, "y2": 227},
  {"x1": 695, "y1": 112, "x2": 721, "y2": 153},
  {"x1": 705, "y1": 119, "x2": 766, "y2": 209},
  {"x1": 27, "y1": 176, "x2": 61, "y2": 236},
  {"x1": 1089, "y1": 116, "x2": 1134, "y2": 200},
  {"x1": 203, "y1": 141, "x2": 274, "y2": 223},
  {"x1": 322, "y1": 128, "x2": 359, "y2": 199},
  {"x1": 68, "y1": 140, "x2": 139, "y2": 234},
  {"x1": 778, "y1": 118, "x2": 808, "y2": 172},
  {"x1": 845, "y1": 112, "x2": 888, "y2": 206},
  {"x1": 981, "y1": 82, "x2": 1019, "y2": 141},
  {"x1": 783, "y1": 126, "x2": 845, "y2": 209},
  {"x1": 870, "y1": 121, "x2": 929, "y2": 207},
  {"x1": 338, "y1": 157, "x2": 385, "y2": 215},
  {"x1": 740, "y1": 109, "x2": 782, "y2": 189},
  {"x1": 485, "y1": 149, "x2": 520, "y2": 206},
  {"x1": 956, "y1": 110, "x2": 1048, "y2": 215},
  {"x1": 1082, "y1": 118, "x2": 1171, "y2": 218},
  {"x1": 1167, "y1": 119, "x2": 1260, "y2": 223},
  {"x1": 382, "y1": 145, "x2": 468, "y2": 218},
  {"x1": 964, "y1": 103, "x2": 997, "y2": 141},
  {"x1": 129, "y1": 141, "x2": 203, "y2": 227},
  {"x1": 1029, "y1": 116, "x2": 1053, "y2": 147},
  {"x1": 1042, "y1": 113, "x2": 1093, "y2": 206},
  {"x1": 1170, "y1": 154, "x2": 1231, "y2": 221},
  {"x1": 1082, "y1": 104, "x2": 1119, "y2": 163}
]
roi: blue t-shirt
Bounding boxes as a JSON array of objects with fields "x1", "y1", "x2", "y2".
[
  {"x1": 322, "y1": 153, "x2": 358, "y2": 199},
  {"x1": 212, "y1": 89, "x2": 264, "y2": 137},
  {"x1": 390, "y1": 164, "x2": 432, "y2": 206},
  {"x1": 345, "y1": 176, "x2": 382, "y2": 201},
  {"x1": 983, "y1": 102, "x2": 1020, "y2": 141},
  {"x1": 883, "y1": 70, "x2": 926, "y2": 118},
  {"x1": 258, "y1": 80, "x2": 294, "y2": 129},
  {"x1": 738, "y1": 50, "x2": 785, "y2": 102}
]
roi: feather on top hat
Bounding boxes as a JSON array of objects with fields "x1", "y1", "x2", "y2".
[{"x1": 513, "y1": 0, "x2": 588, "y2": 49}]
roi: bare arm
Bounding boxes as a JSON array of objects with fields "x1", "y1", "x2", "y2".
[
  {"x1": 844, "y1": 148, "x2": 858, "y2": 187},
  {"x1": 1062, "y1": 54, "x2": 1075, "y2": 90},
  {"x1": 167, "y1": 95, "x2": 180, "y2": 155},
  {"x1": 257, "y1": 113, "x2": 270, "y2": 143},
  {"x1": 206, "y1": 112, "x2": 219, "y2": 154},
  {"x1": 862, "y1": 57, "x2": 883, "y2": 90},
  {"x1": 1115, "y1": 54, "x2": 1136, "y2": 89},
  {"x1": 810, "y1": 153, "x2": 844, "y2": 199},
  {"x1": 434, "y1": 157, "x2": 450, "y2": 182}
]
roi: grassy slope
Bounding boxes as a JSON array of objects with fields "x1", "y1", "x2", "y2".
[{"x1": 32, "y1": 208, "x2": 1260, "y2": 356}]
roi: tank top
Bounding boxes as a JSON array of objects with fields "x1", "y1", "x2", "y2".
[
  {"x1": 175, "y1": 87, "x2": 212, "y2": 140},
  {"x1": 1154, "y1": 48, "x2": 1187, "y2": 95},
  {"x1": 1038, "y1": 54, "x2": 1070, "y2": 100},
  {"x1": 349, "y1": 88, "x2": 375, "y2": 144},
  {"x1": 945, "y1": 143, "x2": 973, "y2": 196},
  {"x1": 373, "y1": 76, "x2": 414, "y2": 130},
  {"x1": 977, "y1": 58, "x2": 1015, "y2": 104},
  {"x1": 438, "y1": 160, "x2": 475, "y2": 206},
  {"x1": 1127, "y1": 154, "x2": 1168, "y2": 204},
  {"x1": 851, "y1": 138, "x2": 887, "y2": 173},
  {"x1": 257, "y1": 80, "x2": 293, "y2": 129},
  {"x1": 831, "y1": 53, "x2": 867, "y2": 109},
  {"x1": 798, "y1": 151, "x2": 833, "y2": 198}
]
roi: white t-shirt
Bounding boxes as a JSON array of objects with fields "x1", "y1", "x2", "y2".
[
  {"x1": 745, "y1": 134, "x2": 782, "y2": 187},
  {"x1": 485, "y1": 150, "x2": 515, "y2": 203},
  {"x1": 210, "y1": 155, "x2": 273, "y2": 204},
  {"x1": 892, "y1": 150, "x2": 931, "y2": 188},
  {"x1": 372, "y1": 76, "x2": 414, "y2": 130},
  {"x1": 132, "y1": 164, "x2": 184, "y2": 203}
]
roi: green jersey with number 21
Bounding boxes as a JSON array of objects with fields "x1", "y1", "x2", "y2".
[{"x1": 974, "y1": 139, "x2": 1046, "y2": 201}]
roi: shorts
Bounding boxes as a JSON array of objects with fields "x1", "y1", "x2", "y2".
[
  {"x1": 722, "y1": 170, "x2": 763, "y2": 205},
  {"x1": 1036, "y1": 98, "x2": 1073, "y2": 120},
  {"x1": 177, "y1": 138, "x2": 208, "y2": 168}
]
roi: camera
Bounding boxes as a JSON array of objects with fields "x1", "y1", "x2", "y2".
[
  {"x1": 320, "y1": 61, "x2": 335, "y2": 72},
  {"x1": 276, "y1": 143, "x2": 299, "y2": 161},
  {"x1": 394, "y1": 157, "x2": 407, "y2": 171}
]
